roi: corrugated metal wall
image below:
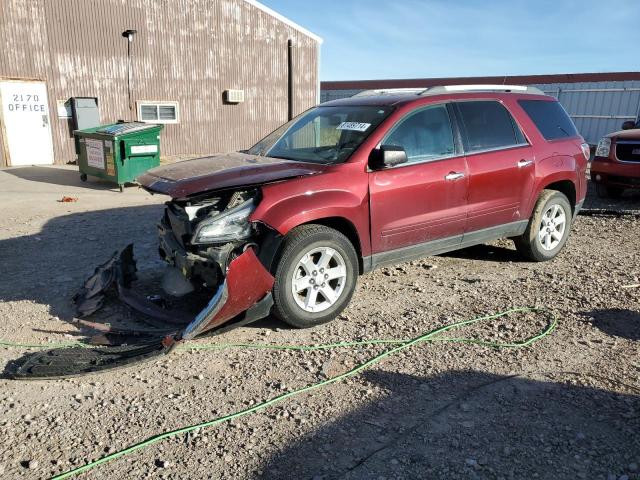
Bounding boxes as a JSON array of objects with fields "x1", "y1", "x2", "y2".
[
  {"x1": 321, "y1": 81, "x2": 640, "y2": 145},
  {"x1": 0, "y1": 0, "x2": 320, "y2": 167}
]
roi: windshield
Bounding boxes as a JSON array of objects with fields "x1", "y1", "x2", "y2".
[{"x1": 248, "y1": 105, "x2": 393, "y2": 164}]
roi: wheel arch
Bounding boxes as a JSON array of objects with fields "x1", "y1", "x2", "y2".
[
  {"x1": 258, "y1": 216, "x2": 365, "y2": 276},
  {"x1": 299, "y1": 216, "x2": 364, "y2": 274},
  {"x1": 541, "y1": 179, "x2": 577, "y2": 214}
]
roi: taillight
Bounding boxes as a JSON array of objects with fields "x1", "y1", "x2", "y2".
[{"x1": 580, "y1": 143, "x2": 590, "y2": 161}]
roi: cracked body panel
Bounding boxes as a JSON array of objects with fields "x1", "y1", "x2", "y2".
[{"x1": 181, "y1": 249, "x2": 274, "y2": 340}]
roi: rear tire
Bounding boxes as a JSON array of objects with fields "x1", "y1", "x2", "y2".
[
  {"x1": 272, "y1": 224, "x2": 358, "y2": 328},
  {"x1": 515, "y1": 190, "x2": 572, "y2": 262}
]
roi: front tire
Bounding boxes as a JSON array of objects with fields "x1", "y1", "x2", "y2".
[
  {"x1": 515, "y1": 190, "x2": 572, "y2": 262},
  {"x1": 272, "y1": 224, "x2": 358, "y2": 328}
]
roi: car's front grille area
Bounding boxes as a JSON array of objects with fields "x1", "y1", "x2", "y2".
[{"x1": 616, "y1": 142, "x2": 640, "y2": 162}]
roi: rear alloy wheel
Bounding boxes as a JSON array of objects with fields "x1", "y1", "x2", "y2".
[
  {"x1": 538, "y1": 203, "x2": 567, "y2": 251},
  {"x1": 272, "y1": 225, "x2": 358, "y2": 328},
  {"x1": 515, "y1": 190, "x2": 572, "y2": 262}
]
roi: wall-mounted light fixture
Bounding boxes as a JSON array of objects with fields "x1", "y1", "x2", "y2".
[
  {"x1": 122, "y1": 29, "x2": 138, "y2": 115},
  {"x1": 122, "y1": 29, "x2": 137, "y2": 42}
]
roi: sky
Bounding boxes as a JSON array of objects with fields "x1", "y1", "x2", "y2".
[{"x1": 261, "y1": 0, "x2": 639, "y2": 81}]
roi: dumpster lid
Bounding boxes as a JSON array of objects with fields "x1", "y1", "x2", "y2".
[{"x1": 96, "y1": 122, "x2": 157, "y2": 136}]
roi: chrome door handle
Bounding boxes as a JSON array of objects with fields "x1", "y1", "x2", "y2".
[
  {"x1": 517, "y1": 159, "x2": 534, "y2": 168},
  {"x1": 445, "y1": 172, "x2": 465, "y2": 181}
]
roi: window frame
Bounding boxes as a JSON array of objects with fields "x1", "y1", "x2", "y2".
[
  {"x1": 377, "y1": 102, "x2": 462, "y2": 169},
  {"x1": 451, "y1": 99, "x2": 530, "y2": 156},
  {"x1": 136, "y1": 101, "x2": 180, "y2": 124}
]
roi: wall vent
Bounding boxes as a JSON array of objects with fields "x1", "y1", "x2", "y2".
[{"x1": 224, "y1": 89, "x2": 245, "y2": 104}]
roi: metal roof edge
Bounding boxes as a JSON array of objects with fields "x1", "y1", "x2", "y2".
[
  {"x1": 322, "y1": 72, "x2": 640, "y2": 90},
  {"x1": 243, "y1": 0, "x2": 323, "y2": 43}
]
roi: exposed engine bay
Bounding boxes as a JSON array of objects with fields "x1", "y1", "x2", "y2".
[{"x1": 158, "y1": 189, "x2": 260, "y2": 294}]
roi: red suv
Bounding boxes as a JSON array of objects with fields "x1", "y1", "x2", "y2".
[
  {"x1": 591, "y1": 119, "x2": 640, "y2": 198},
  {"x1": 135, "y1": 85, "x2": 589, "y2": 338}
]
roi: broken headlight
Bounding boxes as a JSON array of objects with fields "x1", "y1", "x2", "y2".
[{"x1": 192, "y1": 198, "x2": 255, "y2": 244}]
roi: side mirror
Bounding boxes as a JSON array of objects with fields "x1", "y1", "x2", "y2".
[
  {"x1": 369, "y1": 145, "x2": 408, "y2": 169},
  {"x1": 621, "y1": 120, "x2": 636, "y2": 130}
]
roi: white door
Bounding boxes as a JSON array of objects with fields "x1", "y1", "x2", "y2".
[{"x1": 0, "y1": 80, "x2": 54, "y2": 166}]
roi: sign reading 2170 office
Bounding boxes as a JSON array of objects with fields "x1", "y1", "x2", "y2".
[{"x1": 8, "y1": 93, "x2": 47, "y2": 112}]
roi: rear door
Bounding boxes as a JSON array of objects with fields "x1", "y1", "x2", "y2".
[
  {"x1": 369, "y1": 103, "x2": 468, "y2": 253},
  {"x1": 454, "y1": 100, "x2": 534, "y2": 232}
]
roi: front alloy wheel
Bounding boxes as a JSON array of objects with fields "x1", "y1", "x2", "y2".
[
  {"x1": 272, "y1": 225, "x2": 358, "y2": 328},
  {"x1": 291, "y1": 247, "x2": 347, "y2": 313}
]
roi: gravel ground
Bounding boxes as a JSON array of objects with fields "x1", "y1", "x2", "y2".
[{"x1": 0, "y1": 165, "x2": 639, "y2": 480}]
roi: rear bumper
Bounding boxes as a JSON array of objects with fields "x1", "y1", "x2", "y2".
[{"x1": 591, "y1": 157, "x2": 640, "y2": 188}]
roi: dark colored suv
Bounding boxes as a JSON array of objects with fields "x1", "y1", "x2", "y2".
[{"x1": 130, "y1": 85, "x2": 588, "y2": 339}]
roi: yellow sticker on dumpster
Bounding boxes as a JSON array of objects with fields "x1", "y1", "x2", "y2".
[{"x1": 106, "y1": 153, "x2": 115, "y2": 176}]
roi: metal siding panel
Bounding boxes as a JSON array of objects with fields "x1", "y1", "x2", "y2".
[
  {"x1": 0, "y1": 0, "x2": 50, "y2": 166},
  {"x1": 0, "y1": 0, "x2": 320, "y2": 164}
]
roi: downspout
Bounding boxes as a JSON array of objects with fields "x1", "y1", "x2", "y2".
[
  {"x1": 316, "y1": 41, "x2": 322, "y2": 104},
  {"x1": 287, "y1": 38, "x2": 293, "y2": 121}
]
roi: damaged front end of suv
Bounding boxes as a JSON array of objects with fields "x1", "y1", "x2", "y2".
[
  {"x1": 155, "y1": 187, "x2": 277, "y2": 339},
  {"x1": 10, "y1": 152, "x2": 328, "y2": 379}
]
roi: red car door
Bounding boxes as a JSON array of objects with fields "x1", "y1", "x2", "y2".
[
  {"x1": 369, "y1": 103, "x2": 468, "y2": 254},
  {"x1": 454, "y1": 100, "x2": 535, "y2": 232}
]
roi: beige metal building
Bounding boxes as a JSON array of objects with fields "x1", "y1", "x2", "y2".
[{"x1": 0, "y1": 0, "x2": 321, "y2": 167}]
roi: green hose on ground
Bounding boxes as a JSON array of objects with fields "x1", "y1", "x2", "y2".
[{"x1": 1, "y1": 307, "x2": 557, "y2": 479}]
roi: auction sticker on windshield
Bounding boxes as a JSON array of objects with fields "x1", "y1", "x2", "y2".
[{"x1": 336, "y1": 122, "x2": 371, "y2": 132}]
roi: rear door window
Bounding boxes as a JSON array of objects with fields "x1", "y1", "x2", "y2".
[
  {"x1": 455, "y1": 101, "x2": 526, "y2": 152},
  {"x1": 383, "y1": 104, "x2": 455, "y2": 164},
  {"x1": 518, "y1": 99, "x2": 578, "y2": 140}
]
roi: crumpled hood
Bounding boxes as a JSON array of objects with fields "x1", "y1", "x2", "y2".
[{"x1": 137, "y1": 152, "x2": 328, "y2": 198}]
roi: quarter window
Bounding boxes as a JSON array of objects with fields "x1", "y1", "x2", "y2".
[
  {"x1": 384, "y1": 104, "x2": 455, "y2": 164},
  {"x1": 455, "y1": 101, "x2": 525, "y2": 152},
  {"x1": 137, "y1": 101, "x2": 179, "y2": 124},
  {"x1": 518, "y1": 99, "x2": 578, "y2": 140}
]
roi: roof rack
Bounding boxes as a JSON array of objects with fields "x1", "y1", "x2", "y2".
[
  {"x1": 420, "y1": 84, "x2": 545, "y2": 95},
  {"x1": 352, "y1": 88, "x2": 427, "y2": 97}
]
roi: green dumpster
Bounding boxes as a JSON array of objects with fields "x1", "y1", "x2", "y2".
[{"x1": 74, "y1": 122, "x2": 164, "y2": 191}]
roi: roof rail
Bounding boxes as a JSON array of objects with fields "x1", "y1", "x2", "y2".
[
  {"x1": 352, "y1": 88, "x2": 427, "y2": 97},
  {"x1": 421, "y1": 84, "x2": 546, "y2": 95}
]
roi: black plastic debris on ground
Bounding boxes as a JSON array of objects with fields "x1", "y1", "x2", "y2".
[{"x1": 5, "y1": 341, "x2": 173, "y2": 380}]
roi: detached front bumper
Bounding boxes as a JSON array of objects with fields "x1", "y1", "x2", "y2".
[
  {"x1": 10, "y1": 245, "x2": 274, "y2": 379},
  {"x1": 75, "y1": 244, "x2": 274, "y2": 339}
]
